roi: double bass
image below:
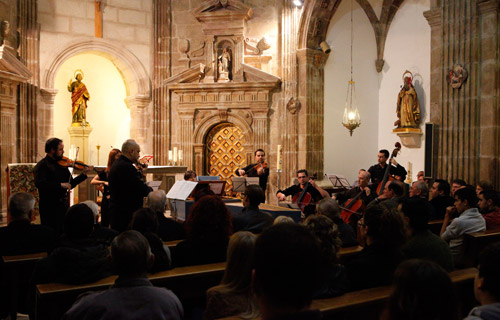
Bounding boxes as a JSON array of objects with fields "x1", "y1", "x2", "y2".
[{"x1": 377, "y1": 142, "x2": 402, "y2": 195}]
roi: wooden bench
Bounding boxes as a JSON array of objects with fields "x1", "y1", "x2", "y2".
[
  {"x1": 35, "y1": 262, "x2": 226, "y2": 320},
  {"x1": 462, "y1": 228, "x2": 500, "y2": 267},
  {"x1": 221, "y1": 268, "x2": 478, "y2": 320},
  {"x1": 428, "y1": 219, "x2": 443, "y2": 235}
]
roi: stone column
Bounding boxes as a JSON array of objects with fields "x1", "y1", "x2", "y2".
[
  {"x1": 126, "y1": 94, "x2": 151, "y2": 155},
  {"x1": 39, "y1": 88, "x2": 58, "y2": 145},
  {"x1": 178, "y1": 109, "x2": 195, "y2": 170},
  {"x1": 252, "y1": 111, "x2": 268, "y2": 151}
]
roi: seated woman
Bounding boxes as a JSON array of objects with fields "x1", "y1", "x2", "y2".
[
  {"x1": 304, "y1": 215, "x2": 349, "y2": 298},
  {"x1": 345, "y1": 204, "x2": 406, "y2": 290},
  {"x1": 172, "y1": 195, "x2": 232, "y2": 267},
  {"x1": 130, "y1": 208, "x2": 171, "y2": 273},
  {"x1": 204, "y1": 231, "x2": 258, "y2": 320},
  {"x1": 381, "y1": 259, "x2": 459, "y2": 320}
]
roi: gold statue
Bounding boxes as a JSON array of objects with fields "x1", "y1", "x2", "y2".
[
  {"x1": 68, "y1": 69, "x2": 90, "y2": 125},
  {"x1": 394, "y1": 70, "x2": 420, "y2": 129}
]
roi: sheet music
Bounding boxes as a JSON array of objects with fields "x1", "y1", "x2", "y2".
[
  {"x1": 166, "y1": 180, "x2": 198, "y2": 200},
  {"x1": 325, "y1": 174, "x2": 351, "y2": 188}
]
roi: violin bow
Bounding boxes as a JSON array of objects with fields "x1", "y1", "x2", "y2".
[{"x1": 68, "y1": 147, "x2": 80, "y2": 184}]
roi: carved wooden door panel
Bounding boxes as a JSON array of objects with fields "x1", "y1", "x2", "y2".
[{"x1": 205, "y1": 123, "x2": 246, "y2": 195}]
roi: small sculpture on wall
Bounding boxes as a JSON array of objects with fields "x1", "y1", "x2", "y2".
[
  {"x1": 217, "y1": 46, "x2": 232, "y2": 81},
  {"x1": 447, "y1": 64, "x2": 468, "y2": 89},
  {"x1": 68, "y1": 69, "x2": 90, "y2": 126},
  {"x1": 394, "y1": 70, "x2": 420, "y2": 129},
  {"x1": 286, "y1": 97, "x2": 301, "y2": 115},
  {"x1": 244, "y1": 37, "x2": 271, "y2": 55}
]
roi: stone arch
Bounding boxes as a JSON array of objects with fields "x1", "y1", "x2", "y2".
[{"x1": 193, "y1": 112, "x2": 253, "y2": 146}]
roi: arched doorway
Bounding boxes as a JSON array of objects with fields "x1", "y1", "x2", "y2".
[{"x1": 205, "y1": 123, "x2": 246, "y2": 195}]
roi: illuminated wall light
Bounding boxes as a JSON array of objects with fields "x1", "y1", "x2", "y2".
[{"x1": 293, "y1": 0, "x2": 303, "y2": 7}]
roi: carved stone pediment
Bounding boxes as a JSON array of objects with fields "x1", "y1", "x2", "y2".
[
  {"x1": 193, "y1": 0, "x2": 253, "y2": 22},
  {"x1": 0, "y1": 45, "x2": 31, "y2": 83},
  {"x1": 162, "y1": 64, "x2": 206, "y2": 85},
  {"x1": 240, "y1": 64, "x2": 280, "y2": 83}
]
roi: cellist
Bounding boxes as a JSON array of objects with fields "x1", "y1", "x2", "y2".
[
  {"x1": 276, "y1": 169, "x2": 330, "y2": 217},
  {"x1": 368, "y1": 149, "x2": 407, "y2": 186},
  {"x1": 235, "y1": 149, "x2": 269, "y2": 192}
]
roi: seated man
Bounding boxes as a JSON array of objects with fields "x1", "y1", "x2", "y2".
[
  {"x1": 371, "y1": 180, "x2": 405, "y2": 210},
  {"x1": 400, "y1": 198, "x2": 454, "y2": 271},
  {"x1": 451, "y1": 178, "x2": 467, "y2": 196},
  {"x1": 316, "y1": 198, "x2": 357, "y2": 247},
  {"x1": 184, "y1": 170, "x2": 197, "y2": 182},
  {"x1": 63, "y1": 230, "x2": 183, "y2": 319},
  {"x1": 440, "y1": 186, "x2": 485, "y2": 267},
  {"x1": 147, "y1": 190, "x2": 185, "y2": 241},
  {"x1": 0, "y1": 192, "x2": 55, "y2": 255},
  {"x1": 81, "y1": 200, "x2": 118, "y2": 246},
  {"x1": 253, "y1": 223, "x2": 322, "y2": 319},
  {"x1": 32, "y1": 204, "x2": 112, "y2": 285},
  {"x1": 464, "y1": 242, "x2": 500, "y2": 320},
  {"x1": 478, "y1": 189, "x2": 500, "y2": 230},
  {"x1": 429, "y1": 179, "x2": 454, "y2": 219},
  {"x1": 232, "y1": 185, "x2": 273, "y2": 234}
]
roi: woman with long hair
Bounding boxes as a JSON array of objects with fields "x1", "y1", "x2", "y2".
[
  {"x1": 91, "y1": 148, "x2": 121, "y2": 227},
  {"x1": 204, "y1": 231, "x2": 258, "y2": 319}
]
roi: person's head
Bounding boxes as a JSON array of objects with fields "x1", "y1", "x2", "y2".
[
  {"x1": 111, "y1": 230, "x2": 153, "y2": 277},
  {"x1": 186, "y1": 195, "x2": 232, "y2": 241},
  {"x1": 130, "y1": 208, "x2": 159, "y2": 235},
  {"x1": 451, "y1": 179, "x2": 466, "y2": 195},
  {"x1": 243, "y1": 184, "x2": 265, "y2": 208},
  {"x1": 476, "y1": 181, "x2": 494, "y2": 196},
  {"x1": 184, "y1": 170, "x2": 197, "y2": 181},
  {"x1": 8, "y1": 192, "x2": 35, "y2": 221},
  {"x1": 121, "y1": 139, "x2": 140, "y2": 162},
  {"x1": 359, "y1": 204, "x2": 406, "y2": 248},
  {"x1": 106, "y1": 148, "x2": 121, "y2": 172},
  {"x1": 475, "y1": 242, "x2": 500, "y2": 304},
  {"x1": 75, "y1": 72, "x2": 83, "y2": 81},
  {"x1": 81, "y1": 200, "x2": 99, "y2": 224},
  {"x1": 296, "y1": 169, "x2": 309, "y2": 185},
  {"x1": 273, "y1": 216, "x2": 295, "y2": 224},
  {"x1": 45, "y1": 137, "x2": 63, "y2": 159},
  {"x1": 453, "y1": 186, "x2": 477, "y2": 213},
  {"x1": 378, "y1": 149, "x2": 389, "y2": 164},
  {"x1": 316, "y1": 198, "x2": 341, "y2": 222},
  {"x1": 478, "y1": 189, "x2": 500, "y2": 213},
  {"x1": 430, "y1": 179, "x2": 451, "y2": 199},
  {"x1": 304, "y1": 215, "x2": 341, "y2": 266},
  {"x1": 399, "y1": 198, "x2": 430, "y2": 235},
  {"x1": 220, "y1": 231, "x2": 257, "y2": 290},
  {"x1": 253, "y1": 223, "x2": 321, "y2": 316},
  {"x1": 147, "y1": 190, "x2": 167, "y2": 215},
  {"x1": 358, "y1": 170, "x2": 371, "y2": 188},
  {"x1": 384, "y1": 180, "x2": 404, "y2": 199},
  {"x1": 64, "y1": 203, "x2": 94, "y2": 239},
  {"x1": 255, "y1": 149, "x2": 265, "y2": 163},
  {"x1": 417, "y1": 170, "x2": 425, "y2": 181},
  {"x1": 384, "y1": 259, "x2": 459, "y2": 320},
  {"x1": 409, "y1": 181, "x2": 428, "y2": 198}
]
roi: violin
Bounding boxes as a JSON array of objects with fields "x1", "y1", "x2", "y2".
[
  {"x1": 377, "y1": 142, "x2": 402, "y2": 195},
  {"x1": 58, "y1": 156, "x2": 91, "y2": 170},
  {"x1": 253, "y1": 162, "x2": 268, "y2": 175}
]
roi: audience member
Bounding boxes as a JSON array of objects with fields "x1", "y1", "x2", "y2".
[
  {"x1": 304, "y1": 215, "x2": 349, "y2": 298},
  {"x1": 147, "y1": 190, "x2": 185, "y2": 241},
  {"x1": 231, "y1": 185, "x2": 273, "y2": 234},
  {"x1": 476, "y1": 181, "x2": 494, "y2": 196},
  {"x1": 253, "y1": 223, "x2": 322, "y2": 320},
  {"x1": 346, "y1": 204, "x2": 406, "y2": 290},
  {"x1": 63, "y1": 230, "x2": 183, "y2": 320},
  {"x1": 184, "y1": 170, "x2": 197, "y2": 181},
  {"x1": 316, "y1": 198, "x2": 357, "y2": 247},
  {"x1": 399, "y1": 198, "x2": 453, "y2": 271},
  {"x1": 273, "y1": 216, "x2": 294, "y2": 224},
  {"x1": 451, "y1": 179, "x2": 467, "y2": 196},
  {"x1": 441, "y1": 186, "x2": 486, "y2": 267},
  {"x1": 172, "y1": 195, "x2": 232, "y2": 267},
  {"x1": 204, "y1": 231, "x2": 258, "y2": 320},
  {"x1": 81, "y1": 200, "x2": 118, "y2": 246},
  {"x1": 381, "y1": 259, "x2": 459, "y2": 320},
  {"x1": 464, "y1": 242, "x2": 500, "y2": 320},
  {"x1": 130, "y1": 208, "x2": 171, "y2": 273},
  {"x1": 416, "y1": 170, "x2": 425, "y2": 181},
  {"x1": 409, "y1": 181, "x2": 428, "y2": 199},
  {"x1": 0, "y1": 192, "x2": 55, "y2": 255},
  {"x1": 33, "y1": 204, "x2": 112, "y2": 284},
  {"x1": 430, "y1": 179, "x2": 454, "y2": 219},
  {"x1": 372, "y1": 180, "x2": 405, "y2": 210},
  {"x1": 478, "y1": 190, "x2": 500, "y2": 230}
]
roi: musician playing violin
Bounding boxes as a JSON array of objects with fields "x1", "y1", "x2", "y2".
[
  {"x1": 368, "y1": 149, "x2": 407, "y2": 185},
  {"x1": 276, "y1": 169, "x2": 330, "y2": 216},
  {"x1": 34, "y1": 138, "x2": 94, "y2": 235},
  {"x1": 235, "y1": 149, "x2": 269, "y2": 192}
]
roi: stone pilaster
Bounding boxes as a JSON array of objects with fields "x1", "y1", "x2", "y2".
[
  {"x1": 39, "y1": 88, "x2": 58, "y2": 146},
  {"x1": 126, "y1": 95, "x2": 151, "y2": 155},
  {"x1": 178, "y1": 110, "x2": 194, "y2": 170}
]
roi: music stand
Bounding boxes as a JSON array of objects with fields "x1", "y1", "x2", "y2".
[
  {"x1": 246, "y1": 177, "x2": 259, "y2": 186},
  {"x1": 232, "y1": 177, "x2": 246, "y2": 192},
  {"x1": 325, "y1": 174, "x2": 351, "y2": 188}
]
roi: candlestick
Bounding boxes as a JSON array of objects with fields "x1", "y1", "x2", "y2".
[
  {"x1": 179, "y1": 150, "x2": 183, "y2": 161},
  {"x1": 173, "y1": 147, "x2": 178, "y2": 165},
  {"x1": 277, "y1": 145, "x2": 282, "y2": 171}
]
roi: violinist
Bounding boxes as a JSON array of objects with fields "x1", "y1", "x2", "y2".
[
  {"x1": 276, "y1": 169, "x2": 329, "y2": 217},
  {"x1": 235, "y1": 149, "x2": 269, "y2": 192},
  {"x1": 108, "y1": 139, "x2": 152, "y2": 232},
  {"x1": 368, "y1": 149, "x2": 407, "y2": 185},
  {"x1": 34, "y1": 138, "x2": 93, "y2": 235}
]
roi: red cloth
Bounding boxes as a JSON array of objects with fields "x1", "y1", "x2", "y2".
[{"x1": 483, "y1": 207, "x2": 500, "y2": 230}]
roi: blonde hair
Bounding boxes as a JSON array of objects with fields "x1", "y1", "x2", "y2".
[{"x1": 273, "y1": 215, "x2": 294, "y2": 225}]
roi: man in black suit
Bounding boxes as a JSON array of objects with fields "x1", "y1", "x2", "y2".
[
  {"x1": 232, "y1": 185, "x2": 273, "y2": 234},
  {"x1": 147, "y1": 190, "x2": 185, "y2": 241},
  {"x1": 109, "y1": 139, "x2": 152, "y2": 232}
]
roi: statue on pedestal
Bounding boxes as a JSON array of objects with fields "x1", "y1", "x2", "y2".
[
  {"x1": 217, "y1": 47, "x2": 232, "y2": 81},
  {"x1": 68, "y1": 69, "x2": 90, "y2": 126},
  {"x1": 394, "y1": 70, "x2": 420, "y2": 129}
]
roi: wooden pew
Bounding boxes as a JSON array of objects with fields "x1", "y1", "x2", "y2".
[
  {"x1": 221, "y1": 267, "x2": 478, "y2": 320},
  {"x1": 1, "y1": 252, "x2": 47, "y2": 320},
  {"x1": 428, "y1": 219, "x2": 443, "y2": 235},
  {"x1": 462, "y1": 228, "x2": 500, "y2": 267},
  {"x1": 35, "y1": 262, "x2": 225, "y2": 320}
]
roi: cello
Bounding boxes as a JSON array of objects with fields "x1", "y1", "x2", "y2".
[
  {"x1": 292, "y1": 173, "x2": 318, "y2": 214},
  {"x1": 377, "y1": 142, "x2": 402, "y2": 195},
  {"x1": 340, "y1": 189, "x2": 366, "y2": 224}
]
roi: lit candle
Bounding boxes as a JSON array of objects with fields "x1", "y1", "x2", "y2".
[
  {"x1": 277, "y1": 145, "x2": 282, "y2": 170},
  {"x1": 168, "y1": 150, "x2": 172, "y2": 162},
  {"x1": 179, "y1": 150, "x2": 183, "y2": 161},
  {"x1": 173, "y1": 147, "x2": 178, "y2": 163}
]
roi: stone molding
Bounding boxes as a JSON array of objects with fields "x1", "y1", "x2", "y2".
[
  {"x1": 424, "y1": 8, "x2": 442, "y2": 28},
  {"x1": 478, "y1": 0, "x2": 500, "y2": 14},
  {"x1": 0, "y1": 46, "x2": 32, "y2": 83},
  {"x1": 39, "y1": 88, "x2": 59, "y2": 105}
]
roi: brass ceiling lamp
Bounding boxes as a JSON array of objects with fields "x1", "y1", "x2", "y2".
[{"x1": 342, "y1": 0, "x2": 361, "y2": 136}]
